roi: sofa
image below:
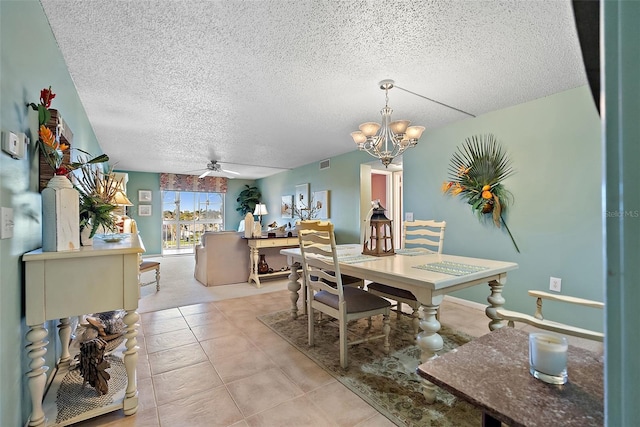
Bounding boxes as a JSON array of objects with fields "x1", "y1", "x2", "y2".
[{"x1": 194, "y1": 231, "x2": 251, "y2": 286}]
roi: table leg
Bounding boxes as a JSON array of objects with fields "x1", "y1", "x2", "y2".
[
  {"x1": 287, "y1": 263, "x2": 301, "y2": 319},
  {"x1": 248, "y1": 246, "x2": 261, "y2": 288},
  {"x1": 122, "y1": 310, "x2": 139, "y2": 416},
  {"x1": 486, "y1": 279, "x2": 506, "y2": 331},
  {"x1": 416, "y1": 303, "x2": 444, "y2": 404},
  {"x1": 57, "y1": 317, "x2": 71, "y2": 365},
  {"x1": 26, "y1": 324, "x2": 49, "y2": 427}
]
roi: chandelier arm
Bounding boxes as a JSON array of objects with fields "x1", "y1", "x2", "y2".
[{"x1": 394, "y1": 85, "x2": 476, "y2": 118}]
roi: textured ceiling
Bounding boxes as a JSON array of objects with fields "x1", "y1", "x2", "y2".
[{"x1": 40, "y1": 0, "x2": 587, "y2": 179}]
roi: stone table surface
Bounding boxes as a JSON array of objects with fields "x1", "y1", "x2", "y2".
[{"x1": 417, "y1": 327, "x2": 604, "y2": 427}]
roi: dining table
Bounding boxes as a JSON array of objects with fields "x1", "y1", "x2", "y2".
[{"x1": 280, "y1": 244, "x2": 519, "y2": 403}]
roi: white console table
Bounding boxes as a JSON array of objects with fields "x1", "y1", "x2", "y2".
[
  {"x1": 247, "y1": 236, "x2": 299, "y2": 288},
  {"x1": 23, "y1": 234, "x2": 145, "y2": 427}
]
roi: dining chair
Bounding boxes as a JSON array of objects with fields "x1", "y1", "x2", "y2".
[
  {"x1": 297, "y1": 220, "x2": 391, "y2": 368},
  {"x1": 139, "y1": 254, "x2": 160, "y2": 292},
  {"x1": 367, "y1": 219, "x2": 446, "y2": 335},
  {"x1": 496, "y1": 290, "x2": 604, "y2": 341}
]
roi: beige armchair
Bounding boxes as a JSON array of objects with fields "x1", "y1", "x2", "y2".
[{"x1": 194, "y1": 231, "x2": 250, "y2": 286}]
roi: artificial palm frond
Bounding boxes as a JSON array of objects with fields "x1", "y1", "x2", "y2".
[{"x1": 443, "y1": 134, "x2": 520, "y2": 253}]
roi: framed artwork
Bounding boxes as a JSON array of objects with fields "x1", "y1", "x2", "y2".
[
  {"x1": 295, "y1": 183, "x2": 309, "y2": 210},
  {"x1": 313, "y1": 190, "x2": 329, "y2": 219},
  {"x1": 281, "y1": 195, "x2": 293, "y2": 218},
  {"x1": 138, "y1": 190, "x2": 152, "y2": 203},
  {"x1": 138, "y1": 205, "x2": 152, "y2": 216}
]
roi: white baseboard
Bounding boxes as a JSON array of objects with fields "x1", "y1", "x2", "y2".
[{"x1": 443, "y1": 295, "x2": 487, "y2": 312}]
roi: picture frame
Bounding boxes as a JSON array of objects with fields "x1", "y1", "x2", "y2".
[
  {"x1": 295, "y1": 183, "x2": 309, "y2": 211},
  {"x1": 138, "y1": 190, "x2": 152, "y2": 203},
  {"x1": 313, "y1": 190, "x2": 329, "y2": 219},
  {"x1": 138, "y1": 205, "x2": 152, "y2": 216},
  {"x1": 281, "y1": 195, "x2": 293, "y2": 218}
]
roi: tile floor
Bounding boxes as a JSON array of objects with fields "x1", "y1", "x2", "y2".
[{"x1": 73, "y1": 285, "x2": 603, "y2": 426}]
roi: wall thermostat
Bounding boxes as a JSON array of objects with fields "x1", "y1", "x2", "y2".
[{"x1": 2, "y1": 130, "x2": 27, "y2": 159}]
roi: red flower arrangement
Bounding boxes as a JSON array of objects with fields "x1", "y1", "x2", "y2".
[{"x1": 28, "y1": 86, "x2": 108, "y2": 175}]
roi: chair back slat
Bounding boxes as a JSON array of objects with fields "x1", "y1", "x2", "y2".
[
  {"x1": 297, "y1": 220, "x2": 343, "y2": 298},
  {"x1": 402, "y1": 220, "x2": 446, "y2": 253}
]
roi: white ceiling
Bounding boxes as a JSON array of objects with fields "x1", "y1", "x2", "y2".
[{"x1": 40, "y1": 0, "x2": 587, "y2": 180}]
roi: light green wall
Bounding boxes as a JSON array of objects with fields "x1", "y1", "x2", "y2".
[
  {"x1": 0, "y1": 1, "x2": 106, "y2": 424},
  {"x1": 257, "y1": 150, "x2": 373, "y2": 244},
  {"x1": 403, "y1": 86, "x2": 603, "y2": 332}
]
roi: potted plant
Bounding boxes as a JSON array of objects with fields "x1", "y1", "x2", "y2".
[
  {"x1": 79, "y1": 192, "x2": 117, "y2": 241},
  {"x1": 73, "y1": 163, "x2": 123, "y2": 244},
  {"x1": 236, "y1": 184, "x2": 261, "y2": 216}
]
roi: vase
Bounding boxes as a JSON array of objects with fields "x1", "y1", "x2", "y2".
[
  {"x1": 80, "y1": 226, "x2": 94, "y2": 246},
  {"x1": 42, "y1": 175, "x2": 80, "y2": 251},
  {"x1": 258, "y1": 254, "x2": 269, "y2": 274}
]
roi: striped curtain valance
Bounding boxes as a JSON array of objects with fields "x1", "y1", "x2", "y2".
[{"x1": 159, "y1": 173, "x2": 227, "y2": 193}]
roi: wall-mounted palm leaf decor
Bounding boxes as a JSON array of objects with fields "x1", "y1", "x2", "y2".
[{"x1": 442, "y1": 134, "x2": 520, "y2": 252}]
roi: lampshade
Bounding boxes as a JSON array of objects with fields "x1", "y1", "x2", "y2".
[
  {"x1": 253, "y1": 204, "x2": 268, "y2": 216},
  {"x1": 112, "y1": 190, "x2": 134, "y2": 206}
]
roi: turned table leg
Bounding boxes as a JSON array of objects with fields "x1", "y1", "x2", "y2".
[
  {"x1": 57, "y1": 317, "x2": 71, "y2": 365},
  {"x1": 122, "y1": 310, "x2": 139, "y2": 415},
  {"x1": 26, "y1": 324, "x2": 49, "y2": 427},
  {"x1": 486, "y1": 279, "x2": 506, "y2": 331},
  {"x1": 416, "y1": 304, "x2": 444, "y2": 404},
  {"x1": 287, "y1": 261, "x2": 301, "y2": 319}
]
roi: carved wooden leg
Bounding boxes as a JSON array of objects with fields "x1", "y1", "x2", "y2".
[
  {"x1": 26, "y1": 324, "x2": 49, "y2": 427},
  {"x1": 249, "y1": 246, "x2": 261, "y2": 288},
  {"x1": 486, "y1": 279, "x2": 506, "y2": 331},
  {"x1": 382, "y1": 313, "x2": 391, "y2": 354},
  {"x1": 416, "y1": 304, "x2": 444, "y2": 404},
  {"x1": 122, "y1": 310, "x2": 139, "y2": 416},
  {"x1": 57, "y1": 317, "x2": 71, "y2": 365},
  {"x1": 287, "y1": 265, "x2": 301, "y2": 319},
  {"x1": 155, "y1": 266, "x2": 160, "y2": 291}
]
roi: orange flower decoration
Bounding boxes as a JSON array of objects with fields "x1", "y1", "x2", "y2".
[
  {"x1": 441, "y1": 182, "x2": 453, "y2": 193},
  {"x1": 39, "y1": 125, "x2": 57, "y2": 149},
  {"x1": 451, "y1": 183, "x2": 464, "y2": 195}
]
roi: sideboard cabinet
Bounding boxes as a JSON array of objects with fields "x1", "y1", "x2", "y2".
[{"x1": 23, "y1": 234, "x2": 145, "y2": 426}]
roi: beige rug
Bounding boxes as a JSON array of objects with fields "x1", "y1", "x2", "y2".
[{"x1": 258, "y1": 310, "x2": 482, "y2": 427}]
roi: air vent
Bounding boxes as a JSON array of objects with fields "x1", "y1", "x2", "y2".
[{"x1": 319, "y1": 159, "x2": 330, "y2": 170}]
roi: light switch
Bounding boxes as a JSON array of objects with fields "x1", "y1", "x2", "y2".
[{"x1": 1, "y1": 207, "x2": 14, "y2": 239}]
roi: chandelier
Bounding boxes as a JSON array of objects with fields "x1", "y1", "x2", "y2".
[{"x1": 350, "y1": 79, "x2": 425, "y2": 167}]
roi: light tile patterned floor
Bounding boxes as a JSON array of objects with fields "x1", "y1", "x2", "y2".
[{"x1": 72, "y1": 258, "x2": 603, "y2": 426}]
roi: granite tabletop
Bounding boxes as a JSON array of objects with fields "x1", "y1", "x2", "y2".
[{"x1": 417, "y1": 327, "x2": 604, "y2": 427}]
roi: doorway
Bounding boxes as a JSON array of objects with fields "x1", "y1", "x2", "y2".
[{"x1": 360, "y1": 160, "x2": 403, "y2": 249}]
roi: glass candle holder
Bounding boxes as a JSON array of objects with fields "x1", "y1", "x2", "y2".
[{"x1": 529, "y1": 332, "x2": 568, "y2": 384}]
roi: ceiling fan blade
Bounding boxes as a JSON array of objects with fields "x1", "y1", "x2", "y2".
[
  {"x1": 198, "y1": 170, "x2": 212, "y2": 179},
  {"x1": 220, "y1": 168, "x2": 240, "y2": 175}
]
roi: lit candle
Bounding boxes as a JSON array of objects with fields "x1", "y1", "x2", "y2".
[{"x1": 529, "y1": 332, "x2": 568, "y2": 384}]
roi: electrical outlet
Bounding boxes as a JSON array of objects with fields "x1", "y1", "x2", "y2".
[
  {"x1": 549, "y1": 276, "x2": 562, "y2": 292},
  {"x1": 1, "y1": 207, "x2": 14, "y2": 239},
  {"x1": 405, "y1": 212, "x2": 414, "y2": 222}
]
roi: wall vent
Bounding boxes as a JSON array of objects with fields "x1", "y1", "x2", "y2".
[{"x1": 319, "y1": 159, "x2": 330, "y2": 170}]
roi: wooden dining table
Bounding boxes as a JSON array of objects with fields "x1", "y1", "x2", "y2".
[{"x1": 280, "y1": 244, "x2": 518, "y2": 403}]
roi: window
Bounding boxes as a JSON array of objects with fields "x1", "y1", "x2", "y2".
[{"x1": 161, "y1": 191, "x2": 224, "y2": 255}]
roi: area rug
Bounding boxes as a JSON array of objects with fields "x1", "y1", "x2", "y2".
[{"x1": 258, "y1": 310, "x2": 482, "y2": 427}]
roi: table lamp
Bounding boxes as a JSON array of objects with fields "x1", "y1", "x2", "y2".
[{"x1": 253, "y1": 203, "x2": 268, "y2": 237}]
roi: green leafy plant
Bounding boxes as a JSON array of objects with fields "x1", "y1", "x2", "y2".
[
  {"x1": 78, "y1": 193, "x2": 117, "y2": 238},
  {"x1": 442, "y1": 134, "x2": 520, "y2": 252},
  {"x1": 236, "y1": 185, "x2": 261, "y2": 216},
  {"x1": 74, "y1": 162, "x2": 124, "y2": 238}
]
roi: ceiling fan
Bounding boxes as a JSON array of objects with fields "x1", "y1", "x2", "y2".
[{"x1": 198, "y1": 160, "x2": 241, "y2": 178}]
